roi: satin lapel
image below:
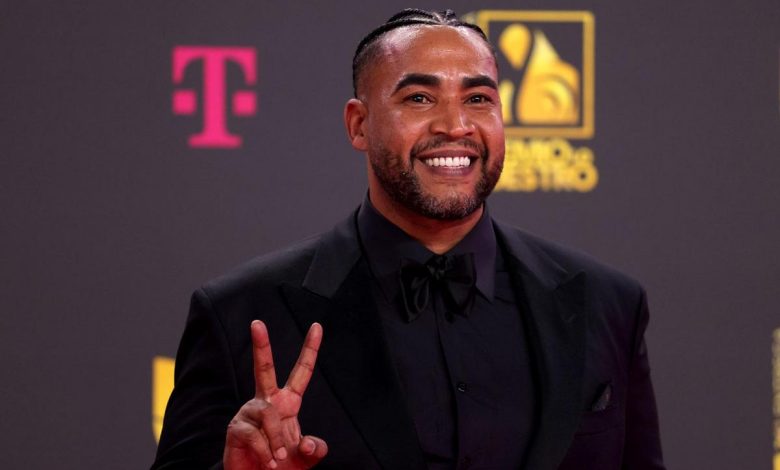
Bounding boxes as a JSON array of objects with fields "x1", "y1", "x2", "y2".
[
  {"x1": 280, "y1": 213, "x2": 426, "y2": 470},
  {"x1": 495, "y1": 223, "x2": 588, "y2": 470}
]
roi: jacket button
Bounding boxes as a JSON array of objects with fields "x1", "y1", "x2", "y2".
[{"x1": 456, "y1": 382, "x2": 467, "y2": 393}]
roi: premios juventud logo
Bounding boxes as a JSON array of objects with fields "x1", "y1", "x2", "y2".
[{"x1": 463, "y1": 10, "x2": 597, "y2": 192}]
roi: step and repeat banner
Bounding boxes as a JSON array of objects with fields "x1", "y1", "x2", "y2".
[{"x1": 2, "y1": 1, "x2": 778, "y2": 468}]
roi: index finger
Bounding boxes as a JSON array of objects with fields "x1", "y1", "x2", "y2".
[
  {"x1": 285, "y1": 322, "x2": 323, "y2": 397},
  {"x1": 251, "y1": 320, "x2": 279, "y2": 399}
]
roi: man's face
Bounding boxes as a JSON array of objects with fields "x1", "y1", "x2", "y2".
[{"x1": 352, "y1": 26, "x2": 504, "y2": 220}]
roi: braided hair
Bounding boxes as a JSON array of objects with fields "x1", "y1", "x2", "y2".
[{"x1": 351, "y1": 8, "x2": 493, "y2": 97}]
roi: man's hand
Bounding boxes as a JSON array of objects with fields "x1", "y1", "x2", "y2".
[{"x1": 224, "y1": 320, "x2": 327, "y2": 470}]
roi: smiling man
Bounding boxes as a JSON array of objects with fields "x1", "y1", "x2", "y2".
[
  {"x1": 347, "y1": 22, "x2": 504, "y2": 231},
  {"x1": 152, "y1": 9, "x2": 665, "y2": 470}
]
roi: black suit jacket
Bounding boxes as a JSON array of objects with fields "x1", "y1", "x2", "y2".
[{"x1": 152, "y1": 210, "x2": 665, "y2": 470}]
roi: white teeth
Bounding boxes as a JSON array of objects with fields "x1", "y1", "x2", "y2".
[{"x1": 423, "y1": 156, "x2": 471, "y2": 167}]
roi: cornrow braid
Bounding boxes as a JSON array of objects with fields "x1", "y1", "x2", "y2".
[{"x1": 351, "y1": 8, "x2": 493, "y2": 97}]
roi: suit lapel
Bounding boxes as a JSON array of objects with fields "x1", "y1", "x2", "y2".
[
  {"x1": 281, "y1": 212, "x2": 426, "y2": 470},
  {"x1": 495, "y1": 222, "x2": 588, "y2": 470}
]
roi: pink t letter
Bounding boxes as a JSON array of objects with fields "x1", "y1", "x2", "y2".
[{"x1": 172, "y1": 46, "x2": 258, "y2": 148}]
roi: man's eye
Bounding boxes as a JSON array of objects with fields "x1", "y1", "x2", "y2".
[
  {"x1": 468, "y1": 95, "x2": 492, "y2": 104},
  {"x1": 407, "y1": 94, "x2": 431, "y2": 104}
]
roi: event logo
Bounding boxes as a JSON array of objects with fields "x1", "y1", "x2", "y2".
[
  {"x1": 172, "y1": 46, "x2": 258, "y2": 148},
  {"x1": 463, "y1": 10, "x2": 597, "y2": 192},
  {"x1": 152, "y1": 356, "x2": 175, "y2": 442},
  {"x1": 773, "y1": 329, "x2": 780, "y2": 469}
]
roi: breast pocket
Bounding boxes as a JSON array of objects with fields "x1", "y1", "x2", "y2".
[{"x1": 575, "y1": 402, "x2": 623, "y2": 435}]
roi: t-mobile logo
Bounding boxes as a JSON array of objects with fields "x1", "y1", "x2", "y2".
[{"x1": 172, "y1": 46, "x2": 257, "y2": 148}]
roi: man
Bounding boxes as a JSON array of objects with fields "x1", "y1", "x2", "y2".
[{"x1": 153, "y1": 9, "x2": 664, "y2": 470}]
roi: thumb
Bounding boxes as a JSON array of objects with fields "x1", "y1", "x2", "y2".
[{"x1": 296, "y1": 435, "x2": 328, "y2": 467}]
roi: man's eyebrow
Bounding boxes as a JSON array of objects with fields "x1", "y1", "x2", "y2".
[
  {"x1": 462, "y1": 75, "x2": 498, "y2": 90},
  {"x1": 393, "y1": 73, "x2": 440, "y2": 94}
]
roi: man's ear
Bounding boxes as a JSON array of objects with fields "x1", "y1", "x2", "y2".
[{"x1": 344, "y1": 98, "x2": 368, "y2": 151}]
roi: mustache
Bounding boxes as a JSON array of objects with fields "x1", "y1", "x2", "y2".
[{"x1": 410, "y1": 137, "x2": 486, "y2": 160}]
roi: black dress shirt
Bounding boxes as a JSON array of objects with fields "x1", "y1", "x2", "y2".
[{"x1": 357, "y1": 197, "x2": 538, "y2": 469}]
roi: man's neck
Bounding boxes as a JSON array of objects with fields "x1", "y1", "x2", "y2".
[{"x1": 369, "y1": 192, "x2": 483, "y2": 255}]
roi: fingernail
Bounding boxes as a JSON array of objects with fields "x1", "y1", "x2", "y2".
[
  {"x1": 302, "y1": 439, "x2": 315, "y2": 454},
  {"x1": 275, "y1": 447, "x2": 287, "y2": 460},
  {"x1": 267, "y1": 459, "x2": 277, "y2": 469}
]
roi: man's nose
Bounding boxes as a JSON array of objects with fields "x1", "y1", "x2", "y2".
[{"x1": 429, "y1": 101, "x2": 475, "y2": 138}]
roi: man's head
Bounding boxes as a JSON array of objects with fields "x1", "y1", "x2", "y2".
[
  {"x1": 351, "y1": 9, "x2": 495, "y2": 98},
  {"x1": 345, "y1": 9, "x2": 505, "y2": 222}
]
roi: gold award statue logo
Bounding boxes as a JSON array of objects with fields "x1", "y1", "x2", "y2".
[{"x1": 463, "y1": 10, "x2": 597, "y2": 192}]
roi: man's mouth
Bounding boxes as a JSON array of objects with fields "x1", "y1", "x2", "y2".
[
  {"x1": 410, "y1": 138, "x2": 484, "y2": 172},
  {"x1": 421, "y1": 156, "x2": 473, "y2": 168}
]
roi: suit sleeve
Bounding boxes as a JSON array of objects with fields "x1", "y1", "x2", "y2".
[
  {"x1": 151, "y1": 289, "x2": 239, "y2": 470},
  {"x1": 622, "y1": 287, "x2": 665, "y2": 469}
]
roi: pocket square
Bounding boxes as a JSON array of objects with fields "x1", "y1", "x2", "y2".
[{"x1": 590, "y1": 382, "x2": 612, "y2": 411}]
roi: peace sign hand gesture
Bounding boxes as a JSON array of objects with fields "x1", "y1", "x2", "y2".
[{"x1": 224, "y1": 320, "x2": 327, "y2": 470}]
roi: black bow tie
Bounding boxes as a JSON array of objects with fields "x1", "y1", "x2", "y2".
[{"x1": 398, "y1": 253, "x2": 477, "y2": 322}]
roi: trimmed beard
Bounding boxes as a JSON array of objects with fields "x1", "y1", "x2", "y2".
[{"x1": 368, "y1": 138, "x2": 503, "y2": 220}]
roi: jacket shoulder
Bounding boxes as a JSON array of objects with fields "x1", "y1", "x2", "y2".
[
  {"x1": 199, "y1": 234, "x2": 321, "y2": 304},
  {"x1": 498, "y1": 222, "x2": 644, "y2": 297}
]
